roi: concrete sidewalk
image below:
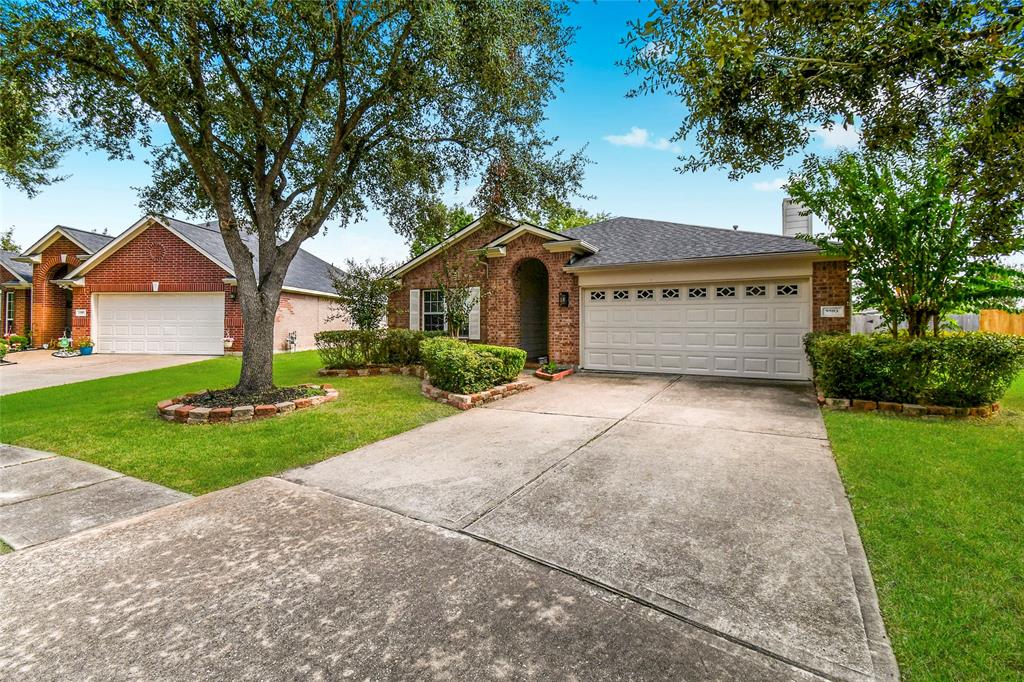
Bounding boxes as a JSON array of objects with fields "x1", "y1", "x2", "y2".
[{"x1": 0, "y1": 444, "x2": 190, "y2": 549}]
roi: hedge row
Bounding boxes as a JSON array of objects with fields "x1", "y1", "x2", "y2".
[
  {"x1": 314, "y1": 329, "x2": 444, "y2": 369},
  {"x1": 804, "y1": 332, "x2": 1024, "y2": 407},
  {"x1": 420, "y1": 336, "x2": 527, "y2": 394}
]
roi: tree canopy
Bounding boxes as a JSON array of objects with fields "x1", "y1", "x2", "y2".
[
  {"x1": 0, "y1": 1, "x2": 586, "y2": 391},
  {"x1": 626, "y1": 0, "x2": 1024, "y2": 249}
]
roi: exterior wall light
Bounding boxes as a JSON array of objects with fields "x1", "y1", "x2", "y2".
[{"x1": 558, "y1": 291, "x2": 570, "y2": 307}]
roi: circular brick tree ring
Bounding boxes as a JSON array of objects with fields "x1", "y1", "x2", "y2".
[{"x1": 155, "y1": 384, "x2": 339, "y2": 424}]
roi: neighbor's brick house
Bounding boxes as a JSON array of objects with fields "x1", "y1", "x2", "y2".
[
  {"x1": 0, "y1": 216, "x2": 347, "y2": 354},
  {"x1": 388, "y1": 209, "x2": 850, "y2": 381}
]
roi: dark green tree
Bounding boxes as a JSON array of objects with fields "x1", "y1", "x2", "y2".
[
  {"x1": 0, "y1": 226, "x2": 19, "y2": 252},
  {"x1": 626, "y1": 1, "x2": 1024, "y2": 249},
  {"x1": 328, "y1": 260, "x2": 398, "y2": 332},
  {"x1": 787, "y1": 146, "x2": 1024, "y2": 337},
  {"x1": 0, "y1": 1, "x2": 586, "y2": 392},
  {"x1": 407, "y1": 203, "x2": 476, "y2": 258},
  {"x1": 526, "y1": 198, "x2": 609, "y2": 232}
]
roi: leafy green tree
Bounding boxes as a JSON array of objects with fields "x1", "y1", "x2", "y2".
[
  {"x1": 433, "y1": 252, "x2": 479, "y2": 339},
  {"x1": 526, "y1": 198, "x2": 609, "y2": 232},
  {"x1": 626, "y1": 1, "x2": 1024, "y2": 249},
  {"x1": 408, "y1": 203, "x2": 475, "y2": 258},
  {"x1": 0, "y1": 1, "x2": 586, "y2": 392},
  {"x1": 787, "y1": 146, "x2": 1024, "y2": 338},
  {"x1": 328, "y1": 260, "x2": 399, "y2": 331},
  {"x1": 0, "y1": 226, "x2": 19, "y2": 252}
]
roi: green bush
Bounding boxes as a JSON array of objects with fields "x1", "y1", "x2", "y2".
[
  {"x1": 8, "y1": 334, "x2": 27, "y2": 346},
  {"x1": 804, "y1": 332, "x2": 1024, "y2": 407},
  {"x1": 470, "y1": 343, "x2": 527, "y2": 383},
  {"x1": 315, "y1": 329, "x2": 443, "y2": 369},
  {"x1": 420, "y1": 337, "x2": 526, "y2": 394}
]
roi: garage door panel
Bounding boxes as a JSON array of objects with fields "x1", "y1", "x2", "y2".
[
  {"x1": 95, "y1": 293, "x2": 224, "y2": 356},
  {"x1": 582, "y1": 281, "x2": 810, "y2": 380}
]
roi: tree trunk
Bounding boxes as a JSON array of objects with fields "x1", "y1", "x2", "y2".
[{"x1": 236, "y1": 287, "x2": 281, "y2": 394}]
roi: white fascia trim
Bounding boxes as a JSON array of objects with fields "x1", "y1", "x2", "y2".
[
  {"x1": 543, "y1": 239, "x2": 599, "y2": 255},
  {"x1": 0, "y1": 282, "x2": 31, "y2": 289},
  {"x1": 563, "y1": 250, "x2": 824, "y2": 272},
  {"x1": 468, "y1": 246, "x2": 507, "y2": 258},
  {"x1": 66, "y1": 216, "x2": 235, "y2": 279},
  {"x1": 12, "y1": 254, "x2": 42, "y2": 264},
  {"x1": 19, "y1": 226, "x2": 95, "y2": 257},
  {"x1": 50, "y1": 278, "x2": 86, "y2": 288},
  {"x1": 222, "y1": 277, "x2": 339, "y2": 299},
  {"x1": 482, "y1": 223, "x2": 569, "y2": 250},
  {"x1": 389, "y1": 215, "x2": 520, "y2": 278}
]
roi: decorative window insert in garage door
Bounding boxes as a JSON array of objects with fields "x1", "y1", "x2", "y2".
[{"x1": 581, "y1": 280, "x2": 810, "y2": 379}]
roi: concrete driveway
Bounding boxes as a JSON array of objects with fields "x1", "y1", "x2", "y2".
[
  {"x1": 0, "y1": 349, "x2": 215, "y2": 395},
  {"x1": 0, "y1": 372, "x2": 896, "y2": 680}
]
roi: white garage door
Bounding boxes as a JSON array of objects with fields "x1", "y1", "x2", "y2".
[
  {"x1": 95, "y1": 293, "x2": 225, "y2": 355},
  {"x1": 581, "y1": 280, "x2": 810, "y2": 380}
]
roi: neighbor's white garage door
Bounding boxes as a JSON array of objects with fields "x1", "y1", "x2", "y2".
[
  {"x1": 581, "y1": 280, "x2": 810, "y2": 379},
  {"x1": 94, "y1": 293, "x2": 225, "y2": 355}
]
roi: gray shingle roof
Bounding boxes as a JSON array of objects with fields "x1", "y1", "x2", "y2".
[
  {"x1": 164, "y1": 217, "x2": 339, "y2": 295},
  {"x1": 60, "y1": 226, "x2": 115, "y2": 253},
  {"x1": 0, "y1": 250, "x2": 33, "y2": 281},
  {"x1": 563, "y1": 217, "x2": 819, "y2": 268}
]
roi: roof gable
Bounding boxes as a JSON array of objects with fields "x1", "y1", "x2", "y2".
[
  {"x1": 0, "y1": 250, "x2": 33, "y2": 282},
  {"x1": 18, "y1": 225, "x2": 114, "y2": 259},
  {"x1": 389, "y1": 214, "x2": 521, "y2": 277},
  {"x1": 65, "y1": 215, "x2": 339, "y2": 296}
]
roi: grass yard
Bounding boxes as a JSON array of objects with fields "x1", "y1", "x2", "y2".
[
  {"x1": 0, "y1": 351, "x2": 454, "y2": 495},
  {"x1": 825, "y1": 373, "x2": 1024, "y2": 680}
]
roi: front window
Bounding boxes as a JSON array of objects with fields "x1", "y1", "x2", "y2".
[
  {"x1": 422, "y1": 289, "x2": 446, "y2": 332},
  {"x1": 422, "y1": 289, "x2": 469, "y2": 337},
  {"x1": 3, "y1": 291, "x2": 13, "y2": 335}
]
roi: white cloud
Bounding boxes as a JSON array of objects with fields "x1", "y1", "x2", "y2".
[
  {"x1": 603, "y1": 127, "x2": 679, "y2": 152},
  {"x1": 753, "y1": 177, "x2": 787, "y2": 192},
  {"x1": 811, "y1": 124, "x2": 860, "y2": 149},
  {"x1": 638, "y1": 41, "x2": 671, "y2": 62}
]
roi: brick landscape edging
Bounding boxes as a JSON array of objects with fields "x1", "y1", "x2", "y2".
[
  {"x1": 318, "y1": 365, "x2": 425, "y2": 378},
  {"x1": 156, "y1": 384, "x2": 339, "y2": 424},
  {"x1": 820, "y1": 396, "x2": 1000, "y2": 419},
  {"x1": 420, "y1": 378, "x2": 533, "y2": 410}
]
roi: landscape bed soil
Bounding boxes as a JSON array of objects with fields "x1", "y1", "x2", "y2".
[{"x1": 189, "y1": 385, "x2": 325, "y2": 409}]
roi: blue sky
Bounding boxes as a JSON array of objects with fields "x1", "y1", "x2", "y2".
[{"x1": 0, "y1": 2, "x2": 857, "y2": 265}]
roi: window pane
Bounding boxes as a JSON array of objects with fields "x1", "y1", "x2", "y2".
[
  {"x1": 715, "y1": 286, "x2": 736, "y2": 298},
  {"x1": 688, "y1": 287, "x2": 707, "y2": 299},
  {"x1": 636, "y1": 289, "x2": 653, "y2": 300},
  {"x1": 661, "y1": 288, "x2": 679, "y2": 299},
  {"x1": 613, "y1": 289, "x2": 629, "y2": 300}
]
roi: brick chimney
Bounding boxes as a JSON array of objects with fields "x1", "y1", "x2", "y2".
[{"x1": 782, "y1": 198, "x2": 813, "y2": 237}]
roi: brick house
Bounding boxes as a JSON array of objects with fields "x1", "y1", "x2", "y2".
[
  {"x1": 0, "y1": 215, "x2": 348, "y2": 354},
  {"x1": 388, "y1": 206, "x2": 850, "y2": 380}
]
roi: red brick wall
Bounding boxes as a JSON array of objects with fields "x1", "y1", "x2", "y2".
[
  {"x1": 32, "y1": 236, "x2": 83, "y2": 345},
  {"x1": 484, "y1": 234, "x2": 579, "y2": 364},
  {"x1": 388, "y1": 221, "x2": 502, "y2": 335},
  {"x1": 1, "y1": 265, "x2": 31, "y2": 337},
  {"x1": 71, "y1": 224, "x2": 239, "y2": 349},
  {"x1": 812, "y1": 260, "x2": 851, "y2": 332},
  {"x1": 388, "y1": 221, "x2": 581, "y2": 364}
]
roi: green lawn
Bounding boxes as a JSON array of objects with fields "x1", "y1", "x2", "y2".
[
  {"x1": 825, "y1": 374, "x2": 1024, "y2": 680},
  {"x1": 0, "y1": 351, "x2": 454, "y2": 495}
]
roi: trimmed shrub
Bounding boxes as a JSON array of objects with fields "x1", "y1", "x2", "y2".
[
  {"x1": 804, "y1": 332, "x2": 1024, "y2": 407},
  {"x1": 315, "y1": 329, "x2": 443, "y2": 369},
  {"x1": 470, "y1": 343, "x2": 527, "y2": 383},
  {"x1": 421, "y1": 337, "x2": 526, "y2": 394}
]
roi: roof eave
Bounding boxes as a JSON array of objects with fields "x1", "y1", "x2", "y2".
[
  {"x1": 563, "y1": 249, "x2": 825, "y2": 272},
  {"x1": 389, "y1": 215, "x2": 521, "y2": 278},
  {"x1": 543, "y1": 239, "x2": 599, "y2": 255}
]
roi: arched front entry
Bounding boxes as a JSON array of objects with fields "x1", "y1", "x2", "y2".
[
  {"x1": 42, "y1": 263, "x2": 74, "y2": 341},
  {"x1": 518, "y1": 258, "x2": 549, "y2": 360}
]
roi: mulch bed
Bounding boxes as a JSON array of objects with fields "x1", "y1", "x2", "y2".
[{"x1": 190, "y1": 385, "x2": 324, "y2": 409}]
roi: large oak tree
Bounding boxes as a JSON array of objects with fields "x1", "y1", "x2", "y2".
[
  {"x1": 0, "y1": 0, "x2": 586, "y2": 392},
  {"x1": 625, "y1": 0, "x2": 1024, "y2": 251}
]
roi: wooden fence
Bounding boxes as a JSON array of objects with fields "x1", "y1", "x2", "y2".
[{"x1": 980, "y1": 310, "x2": 1024, "y2": 336}]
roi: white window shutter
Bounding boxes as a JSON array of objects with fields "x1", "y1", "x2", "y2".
[
  {"x1": 409, "y1": 289, "x2": 420, "y2": 330},
  {"x1": 468, "y1": 287, "x2": 481, "y2": 339}
]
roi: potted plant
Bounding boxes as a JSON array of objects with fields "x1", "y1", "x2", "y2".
[
  {"x1": 535, "y1": 360, "x2": 574, "y2": 381},
  {"x1": 77, "y1": 337, "x2": 95, "y2": 355},
  {"x1": 223, "y1": 336, "x2": 235, "y2": 350}
]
